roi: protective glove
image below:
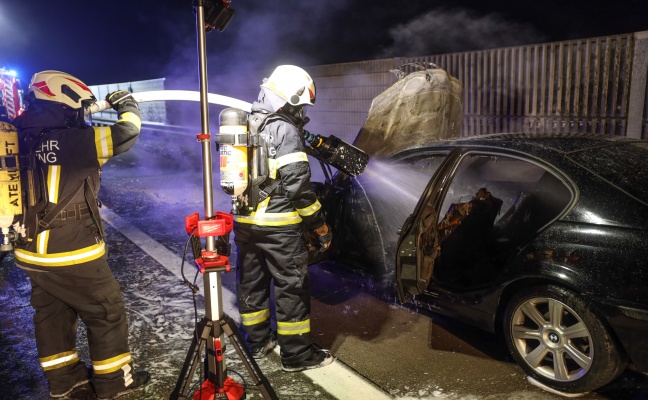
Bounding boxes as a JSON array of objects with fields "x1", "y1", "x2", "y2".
[
  {"x1": 314, "y1": 223, "x2": 332, "y2": 253},
  {"x1": 106, "y1": 90, "x2": 139, "y2": 111}
]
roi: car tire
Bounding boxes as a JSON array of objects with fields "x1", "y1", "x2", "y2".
[{"x1": 502, "y1": 285, "x2": 627, "y2": 393}]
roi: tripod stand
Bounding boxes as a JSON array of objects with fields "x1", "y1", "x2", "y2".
[
  {"x1": 169, "y1": 213, "x2": 277, "y2": 400},
  {"x1": 170, "y1": 2, "x2": 277, "y2": 399}
]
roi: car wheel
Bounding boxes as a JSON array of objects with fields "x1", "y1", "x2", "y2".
[{"x1": 503, "y1": 285, "x2": 627, "y2": 393}]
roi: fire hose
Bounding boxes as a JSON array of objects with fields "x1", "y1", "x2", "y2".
[
  {"x1": 86, "y1": 89, "x2": 368, "y2": 178},
  {"x1": 85, "y1": 90, "x2": 252, "y2": 115}
]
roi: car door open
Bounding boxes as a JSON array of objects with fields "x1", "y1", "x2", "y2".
[{"x1": 395, "y1": 149, "x2": 461, "y2": 303}]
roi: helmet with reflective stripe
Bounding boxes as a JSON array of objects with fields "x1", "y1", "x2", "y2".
[
  {"x1": 261, "y1": 65, "x2": 316, "y2": 107},
  {"x1": 28, "y1": 70, "x2": 96, "y2": 109}
]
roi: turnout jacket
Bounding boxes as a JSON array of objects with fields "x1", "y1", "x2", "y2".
[
  {"x1": 234, "y1": 97, "x2": 325, "y2": 231},
  {"x1": 12, "y1": 101, "x2": 141, "y2": 270}
]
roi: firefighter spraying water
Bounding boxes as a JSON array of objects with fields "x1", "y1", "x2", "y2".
[{"x1": 212, "y1": 64, "x2": 368, "y2": 376}]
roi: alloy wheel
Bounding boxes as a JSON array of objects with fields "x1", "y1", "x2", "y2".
[{"x1": 510, "y1": 296, "x2": 593, "y2": 382}]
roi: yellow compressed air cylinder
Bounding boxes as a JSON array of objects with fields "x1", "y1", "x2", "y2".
[
  {"x1": 0, "y1": 122, "x2": 22, "y2": 230},
  {"x1": 218, "y1": 108, "x2": 249, "y2": 197}
]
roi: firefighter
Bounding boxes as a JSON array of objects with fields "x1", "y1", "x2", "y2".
[
  {"x1": 11, "y1": 71, "x2": 150, "y2": 399},
  {"x1": 234, "y1": 65, "x2": 334, "y2": 371}
]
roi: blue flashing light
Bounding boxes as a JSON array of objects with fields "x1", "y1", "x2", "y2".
[{"x1": 0, "y1": 68, "x2": 18, "y2": 78}]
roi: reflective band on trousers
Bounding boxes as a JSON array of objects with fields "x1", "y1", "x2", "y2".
[
  {"x1": 241, "y1": 308, "x2": 271, "y2": 326},
  {"x1": 40, "y1": 350, "x2": 80, "y2": 371},
  {"x1": 92, "y1": 352, "x2": 132, "y2": 375},
  {"x1": 277, "y1": 318, "x2": 310, "y2": 335}
]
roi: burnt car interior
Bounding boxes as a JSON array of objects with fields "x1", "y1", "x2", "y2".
[{"x1": 428, "y1": 154, "x2": 573, "y2": 290}]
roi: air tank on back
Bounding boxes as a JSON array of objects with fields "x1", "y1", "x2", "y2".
[{"x1": 217, "y1": 108, "x2": 249, "y2": 197}]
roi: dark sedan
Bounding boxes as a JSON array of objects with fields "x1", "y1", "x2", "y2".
[{"x1": 316, "y1": 133, "x2": 648, "y2": 395}]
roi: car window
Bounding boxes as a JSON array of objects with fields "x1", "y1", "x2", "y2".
[
  {"x1": 439, "y1": 154, "x2": 572, "y2": 247},
  {"x1": 440, "y1": 154, "x2": 571, "y2": 227},
  {"x1": 567, "y1": 141, "x2": 648, "y2": 204},
  {"x1": 433, "y1": 153, "x2": 572, "y2": 286}
]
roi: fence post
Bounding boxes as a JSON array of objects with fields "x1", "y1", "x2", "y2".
[{"x1": 626, "y1": 30, "x2": 648, "y2": 139}]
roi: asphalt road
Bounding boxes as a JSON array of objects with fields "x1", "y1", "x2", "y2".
[{"x1": 1, "y1": 128, "x2": 647, "y2": 400}]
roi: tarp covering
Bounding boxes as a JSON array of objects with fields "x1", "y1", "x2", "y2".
[{"x1": 354, "y1": 64, "x2": 463, "y2": 158}]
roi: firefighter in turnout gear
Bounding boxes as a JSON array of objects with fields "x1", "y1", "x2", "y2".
[
  {"x1": 11, "y1": 71, "x2": 150, "y2": 399},
  {"x1": 235, "y1": 65, "x2": 335, "y2": 371}
]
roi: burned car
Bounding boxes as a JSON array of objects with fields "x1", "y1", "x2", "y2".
[{"x1": 317, "y1": 133, "x2": 648, "y2": 394}]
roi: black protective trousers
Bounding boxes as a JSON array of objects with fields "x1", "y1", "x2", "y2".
[
  {"x1": 24, "y1": 255, "x2": 133, "y2": 397},
  {"x1": 234, "y1": 225, "x2": 314, "y2": 363}
]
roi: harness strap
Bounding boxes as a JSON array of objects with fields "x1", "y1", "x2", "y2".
[
  {"x1": 258, "y1": 178, "x2": 282, "y2": 200},
  {"x1": 84, "y1": 179, "x2": 105, "y2": 239},
  {"x1": 38, "y1": 183, "x2": 85, "y2": 230},
  {"x1": 53, "y1": 204, "x2": 91, "y2": 222}
]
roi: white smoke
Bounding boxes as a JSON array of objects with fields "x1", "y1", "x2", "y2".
[{"x1": 381, "y1": 8, "x2": 547, "y2": 57}]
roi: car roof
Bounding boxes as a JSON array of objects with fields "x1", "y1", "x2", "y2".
[
  {"x1": 391, "y1": 132, "x2": 648, "y2": 209},
  {"x1": 422, "y1": 132, "x2": 644, "y2": 154}
]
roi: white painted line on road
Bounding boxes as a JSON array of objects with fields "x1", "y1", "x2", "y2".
[
  {"x1": 303, "y1": 360, "x2": 393, "y2": 400},
  {"x1": 99, "y1": 206, "x2": 240, "y2": 323},
  {"x1": 101, "y1": 206, "x2": 393, "y2": 400}
]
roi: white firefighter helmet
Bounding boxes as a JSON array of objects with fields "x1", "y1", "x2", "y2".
[
  {"x1": 28, "y1": 70, "x2": 96, "y2": 109},
  {"x1": 261, "y1": 65, "x2": 316, "y2": 107}
]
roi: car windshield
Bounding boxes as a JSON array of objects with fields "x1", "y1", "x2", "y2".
[{"x1": 567, "y1": 142, "x2": 648, "y2": 204}]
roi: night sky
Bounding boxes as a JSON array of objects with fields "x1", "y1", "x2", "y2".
[{"x1": 1, "y1": 0, "x2": 647, "y2": 87}]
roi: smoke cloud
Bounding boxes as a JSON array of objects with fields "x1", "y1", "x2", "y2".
[
  {"x1": 381, "y1": 8, "x2": 547, "y2": 58},
  {"x1": 162, "y1": 1, "x2": 353, "y2": 90}
]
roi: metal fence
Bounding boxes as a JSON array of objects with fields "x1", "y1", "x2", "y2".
[
  {"x1": 91, "y1": 31, "x2": 648, "y2": 142},
  {"x1": 405, "y1": 31, "x2": 648, "y2": 139}
]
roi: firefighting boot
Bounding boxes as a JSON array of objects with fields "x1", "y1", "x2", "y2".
[
  {"x1": 281, "y1": 349, "x2": 335, "y2": 372},
  {"x1": 96, "y1": 370, "x2": 151, "y2": 400},
  {"x1": 49, "y1": 362, "x2": 92, "y2": 399},
  {"x1": 250, "y1": 331, "x2": 278, "y2": 359}
]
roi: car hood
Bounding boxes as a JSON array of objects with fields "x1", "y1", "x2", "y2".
[{"x1": 353, "y1": 65, "x2": 463, "y2": 159}]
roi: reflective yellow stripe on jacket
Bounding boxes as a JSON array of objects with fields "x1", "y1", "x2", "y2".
[
  {"x1": 34, "y1": 164, "x2": 62, "y2": 254},
  {"x1": 14, "y1": 241, "x2": 107, "y2": 267},
  {"x1": 94, "y1": 126, "x2": 114, "y2": 166},
  {"x1": 235, "y1": 151, "x2": 319, "y2": 227},
  {"x1": 268, "y1": 152, "x2": 309, "y2": 179},
  {"x1": 296, "y1": 199, "x2": 322, "y2": 217},
  {"x1": 235, "y1": 197, "x2": 303, "y2": 226}
]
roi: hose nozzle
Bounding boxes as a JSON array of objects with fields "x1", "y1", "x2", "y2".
[{"x1": 303, "y1": 130, "x2": 368, "y2": 177}]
